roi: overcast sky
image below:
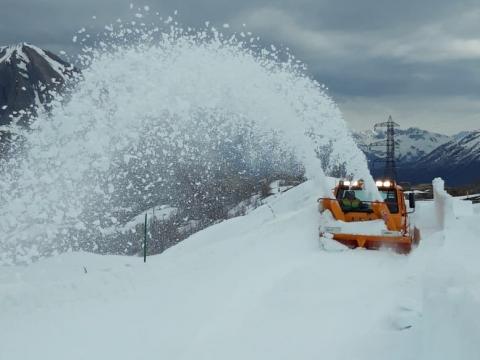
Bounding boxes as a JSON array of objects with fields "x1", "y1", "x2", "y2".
[{"x1": 1, "y1": 0, "x2": 479, "y2": 134}]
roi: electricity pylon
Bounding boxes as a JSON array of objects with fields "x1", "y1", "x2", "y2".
[{"x1": 369, "y1": 115, "x2": 400, "y2": 180}]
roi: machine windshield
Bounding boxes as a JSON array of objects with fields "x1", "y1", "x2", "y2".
[{"x1": 336, "y1": 189, "x2": 399, "y2": 213}]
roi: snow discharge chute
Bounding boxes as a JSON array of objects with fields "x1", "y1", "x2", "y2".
[{"x1": 0, "y1": 11, "x2": 373, "y2": 264}]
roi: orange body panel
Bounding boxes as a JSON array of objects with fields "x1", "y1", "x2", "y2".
[{"x1": 332, "y1": 233, "x2": 412, "y2": 254}]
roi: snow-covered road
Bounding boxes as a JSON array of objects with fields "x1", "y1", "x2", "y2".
[{"x1": 1, "y1": 181, "x2": 479, "y2": 360}]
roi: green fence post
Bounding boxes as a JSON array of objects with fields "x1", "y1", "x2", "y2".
[{"x1": 144, "y1": 213, "x2": 147, "y2": 263}]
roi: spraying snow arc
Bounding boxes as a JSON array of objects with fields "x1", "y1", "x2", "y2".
[{"x1": 0, "y1": 14, "x2": 371, "y2": 264}]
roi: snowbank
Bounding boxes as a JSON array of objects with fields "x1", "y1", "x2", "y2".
[{"x1": 410, "y1": 179, "x2": 480, "y2": 359}]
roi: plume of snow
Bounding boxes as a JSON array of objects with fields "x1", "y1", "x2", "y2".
[{"x1": 0, "y1": 14, "x2": 373, "y2": 264}]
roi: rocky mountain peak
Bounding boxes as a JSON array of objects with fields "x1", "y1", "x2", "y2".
[{"x1": 0, "y1": 42, "x2": 78, "y2": 127}]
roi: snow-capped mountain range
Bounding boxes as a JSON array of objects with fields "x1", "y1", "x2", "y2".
[
  {"x1": 0, "y1": 43, "x2": 77, "y2": 127},
  {"x1": 354, "y1": 127, "x2": 480, "y2": 185},
  {"x1": 353, "y1": 127, "x2": 452, "y2": 163},
  {"x1": 401, "y1": 130, "x2": 480, "y2": 185},
  {"x1": 419, "y1": 131, "x2": 480, "y2": 165}
]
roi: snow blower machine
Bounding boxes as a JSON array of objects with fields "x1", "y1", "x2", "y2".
[{"x1": 318, "y1": 179, "x2": 420, "y2": 253}]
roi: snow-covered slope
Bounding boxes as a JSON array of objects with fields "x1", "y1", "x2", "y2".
[
  {"x1": 1, "y1": 181, "x2": 479, "y2": 360},
  {"x1": 353, "y1": 127, "x2": 451, "y2": 163},
  {"x1": 0, "y1": 43, "x2": 77, "y2": 126}
]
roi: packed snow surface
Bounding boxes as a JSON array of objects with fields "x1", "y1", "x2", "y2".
[{"x1": 2, "y1": 181, "x2": 479, "y2": 360}]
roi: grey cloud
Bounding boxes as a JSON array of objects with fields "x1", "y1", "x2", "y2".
[
  {"x1": 230, "y1": 5, "x2": 480, "y2": 104},
  {"x1": 340, "y1": 95, "x2": 480, "y2": 135}
]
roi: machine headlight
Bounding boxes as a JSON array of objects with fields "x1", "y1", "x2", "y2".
[{"x1": 376, "y1": 180, "x2": 393, "y2": 187}]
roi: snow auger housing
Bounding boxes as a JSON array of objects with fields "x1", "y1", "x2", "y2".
[{"x1": 318, "y1": 180, "x2": 420, "y2": 253}]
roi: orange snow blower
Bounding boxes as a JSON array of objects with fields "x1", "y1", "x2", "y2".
[{"x1": 318, "y1": 180, "x2": 420, "y2": 253}]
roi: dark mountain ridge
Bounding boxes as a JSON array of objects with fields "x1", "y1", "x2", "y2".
[{"x1": 0, "y1": 42, "x2": 77, "y2": 127}]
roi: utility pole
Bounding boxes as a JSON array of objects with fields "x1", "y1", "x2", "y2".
[{"x1": 369, "y1": 115, "x2": 400, "y2": 180}]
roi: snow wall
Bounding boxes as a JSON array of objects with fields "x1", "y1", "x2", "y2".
[
  {"x1": 416, "y1": 178, "x2": 479, "y2": 359},
  {"x1": 432, "y1": 177, "x2": 455, "y2": 231},
  {"x1": 432, "y1": 177, "x2": 474, "y2": 230}
]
